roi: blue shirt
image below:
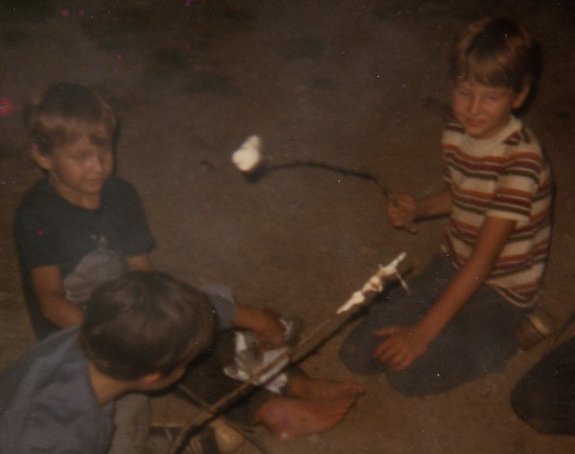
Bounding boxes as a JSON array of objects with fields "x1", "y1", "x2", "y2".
[{"x1": 0, "y1": 328, "x2": 114, "y2": 454}]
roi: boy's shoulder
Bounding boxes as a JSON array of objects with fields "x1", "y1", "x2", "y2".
[
  {"x1": 0, "y1": 328, "x2": 113, "y2": 452},
  {"x1": 501, "y1": 124, "x2": 540, "y2": 150}
]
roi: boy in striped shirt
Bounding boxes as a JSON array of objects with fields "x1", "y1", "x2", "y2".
[{"x1": 340, "y1": 17, "x2": 552, "y2": 395}]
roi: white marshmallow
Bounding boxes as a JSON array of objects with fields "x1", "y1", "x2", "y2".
[{"x1": 232, "y1": 135, "x2": 263, "y2": 172}]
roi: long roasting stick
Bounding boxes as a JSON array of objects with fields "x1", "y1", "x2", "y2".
[{"x1": 167, "y1": 253, "x2": 408, "y2": 454}]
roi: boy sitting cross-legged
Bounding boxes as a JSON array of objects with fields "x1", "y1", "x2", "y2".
[{"x1": 340, "y1": 17, "x2": 553, "y2": 396}]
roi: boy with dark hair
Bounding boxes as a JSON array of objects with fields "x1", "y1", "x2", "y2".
[
  {"x1": 340, "y1": 17, "x2": 553, "y2": 396},
  {"x1": 0, "y1": 271, "x2": 216, "y2": 453}
]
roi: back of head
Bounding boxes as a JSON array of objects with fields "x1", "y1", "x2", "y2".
[
  {"x1": 449, "y1": 17, "x2": 539, "y2": 92},
  {"x1": 24, "y1": 82, "x2": 118, "y2": 155},
  {"x1": 81, "y1": 271, "x2": 216, "y2": 380}
]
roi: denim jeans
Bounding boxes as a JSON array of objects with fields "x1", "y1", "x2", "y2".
[{"x1": 340, "y1": 255, "x2": 524, "y2": 396}]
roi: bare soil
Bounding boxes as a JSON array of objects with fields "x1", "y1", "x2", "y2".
[{"x1": 1, "y1": 1, "x2": 575, "y2": 453}]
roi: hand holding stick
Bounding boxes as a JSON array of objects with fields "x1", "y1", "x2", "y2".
[{"x1": 383, "y1": 190, "x2": 419, "y2": 235}]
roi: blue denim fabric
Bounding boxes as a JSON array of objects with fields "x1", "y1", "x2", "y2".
[{"x1": 340, "y1": 255, "x2": 524, "y2": 396}]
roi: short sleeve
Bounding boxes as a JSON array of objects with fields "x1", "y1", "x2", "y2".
[{"x1": 14, "y1": 206, "x2": 61, "y2": 270}]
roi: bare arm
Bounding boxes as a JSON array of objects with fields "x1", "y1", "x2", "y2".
[
  {"x1": 374, "y1": 216, "x2": 517, "y2": 371},
  {"x1": 31, "y1": 265, "x2": 84, "y2": 328},
  {"x1": 234, "y1": 304, "x2": 286, "y2": 349},
  {"x1": 127, "y1": 253, "x2": 153, "y2": 271},
  {"x1": 31, "y1": 253, "x2": 152, "y2": 330},
  {"x1": 414, "y1": 190, "x2": 451, "y2": 219}
]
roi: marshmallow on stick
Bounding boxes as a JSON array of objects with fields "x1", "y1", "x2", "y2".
[{"x1": 337, "y1": 252, "x2": 407, "y2": 314}]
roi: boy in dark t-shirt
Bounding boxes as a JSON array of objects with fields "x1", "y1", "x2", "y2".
[
  {"x1": 15, "y1": 82, "x2": 156, "y2": 341},
  {"x1": 15, "y1": 175, "x2": 155, "y2": 339}
]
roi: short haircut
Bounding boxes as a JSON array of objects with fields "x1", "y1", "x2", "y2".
[
  {"x1": 23, "y1": 82, "x2": 118, "y2": 155},
  {"x1": 81, "y1": 271, "x2": 216, "y2": 380},
  {"x1": 449, "y1": 18, "x2": 539, "y2": 92}
]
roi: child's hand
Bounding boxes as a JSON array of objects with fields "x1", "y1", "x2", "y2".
[
  {"x1": 386, "y1": 193, "x2": 418, "y2": 230},
  {"x1": 372, "y1": 325, "x2": 429, "y2": 371},
  {"x1": 244, "y1": 307, "x2": 286, "y2": 350}
]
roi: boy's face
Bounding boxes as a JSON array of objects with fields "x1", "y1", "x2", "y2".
[
  {"x1": 452, "y1": 78, "x2": 529, "y2": 140},
  {"x1": 32, "y1": 136, "x2": 114, "y2": 207}
]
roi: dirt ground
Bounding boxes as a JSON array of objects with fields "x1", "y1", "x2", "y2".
[{"x1": 1, "y1": 0, "x2": 575, "y2": 453}]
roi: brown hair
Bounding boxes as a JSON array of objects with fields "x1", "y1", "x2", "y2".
[
  {"x1": 449, "y1": 18, "x2": 539, "y2": 92},
  {"x1": 23, "y1": 82, "x2": 118, "y2": 155},
  {"x1": 81, "y1": 271, "x2": 216, "y2": 380}
]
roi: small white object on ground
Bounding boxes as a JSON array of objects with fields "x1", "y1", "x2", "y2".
[
  {"x1": 336, "y1": 252, "x2": 407, "y2": 314},
  {"x1": 223, "y1": 331, "x2": 289, "y2": 394},
  {"x1": 231, "y1": 135, "x2": 263, "y2": 172}
]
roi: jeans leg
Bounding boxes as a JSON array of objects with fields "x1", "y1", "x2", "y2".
[
  {"x1": 387, "y1": 284, "x2": 523, "y2": 396},
  {"x1": 339, "y1": 256, "x2": 454, "y2": 375}
]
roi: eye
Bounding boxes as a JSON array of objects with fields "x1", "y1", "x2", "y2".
[
  {"x1": 71, "y1": 153, "x2": 89, "y2": 162},
  {"x1": 98, "y1": 148, "x2": 113, "y2": 159},
  {"x1": 455, "y1": 88, "x2": 468, "y2": 97}
]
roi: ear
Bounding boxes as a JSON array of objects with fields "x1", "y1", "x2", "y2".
[
  {"x1": 31, "y1": 145, "x2": 53, "y2": 171},
  {"x1": 135, "y1": 372, "x2": 163, "y2": 389},
  {"x1": 512, "y1": 83, "x2": 531, "y2": 110}
]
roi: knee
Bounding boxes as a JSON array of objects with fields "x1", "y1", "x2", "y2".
[
  {"x1": 511, "y1": 381, "x2": 552, "y2": 432},
  {"x1": 339, "y1": 338, "x2": 380, "y2": 375}
]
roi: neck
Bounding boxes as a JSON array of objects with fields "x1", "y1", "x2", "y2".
[
  {"x1": 48, "y1": 177, "x2": 102, "y2": 210},
  {"x1": 88, "y1": 361, "x2": 134, "y2": 406}
]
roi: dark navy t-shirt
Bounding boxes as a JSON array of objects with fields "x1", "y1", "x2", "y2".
[{"x1": 14, "y1": 177, "x2": 155, "y2": 339}]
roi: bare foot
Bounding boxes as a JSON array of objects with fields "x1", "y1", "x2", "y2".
[
  {"x1": 285, "y1": 375, "x2": 366, "y2": 401},
  {"x1": 254, "y1": 396, "x2": 356, "y2": 440}
]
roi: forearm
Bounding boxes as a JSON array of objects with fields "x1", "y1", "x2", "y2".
[
  {"x1": 127, "y1": 253, "x2": 153, "y2": 271},
  {"x1": 415, "y1": 256, "x2": 490, "y2": 344},
  {"x1": 31, "y1": 265, "x2": 84, "y2": 329},
  {"x1": 415, "y1": 189, "x2": 451, "y2": 220},
  {"x1": 234, "y1": 304, "x2": 286, "y2": 348},
  {"x1": 415, "y1": 216, "x2": 516, "y2": 345},
  {"x1": 234, "y1": 304, "x2": 271, "y2": 331},
  {"x1": 40, "y1": 296, "x2": 84, "y2": 328}
]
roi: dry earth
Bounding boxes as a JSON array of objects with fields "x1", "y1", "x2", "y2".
[{"x1": 1, "y1": 1, "x2": 575, "y2": 453}]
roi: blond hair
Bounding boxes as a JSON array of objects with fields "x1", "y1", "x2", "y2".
[
  {"x1": 449, "y1": 18, "x2": 539, "y2": 92},
  {"x1": 24, "y1": 82, "x2": 118, "y2": 154}
]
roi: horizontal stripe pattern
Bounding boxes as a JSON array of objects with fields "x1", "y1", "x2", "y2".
[{"x1": 441, "y1": 117, "x2": 552, "y2": 308}]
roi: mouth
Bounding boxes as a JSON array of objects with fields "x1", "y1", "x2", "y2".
[
  {"x1": 86, "y1": 178, "x2": 105, "y2": 187},
  {"x1": 464, "y1": 118, "x2": 484, "y2": 129}
]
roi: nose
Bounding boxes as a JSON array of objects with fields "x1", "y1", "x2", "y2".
[
  {"x1": 89, "y1": 153, "x2": 106, "y2": 174},
  {"x1": 468, "y1": 93, "x2": 481, "y2": 115}
]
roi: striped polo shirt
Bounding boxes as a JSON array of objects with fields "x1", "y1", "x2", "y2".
[{"x1": 441, "y1": 116, "x2": 553, "y2": 308}]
